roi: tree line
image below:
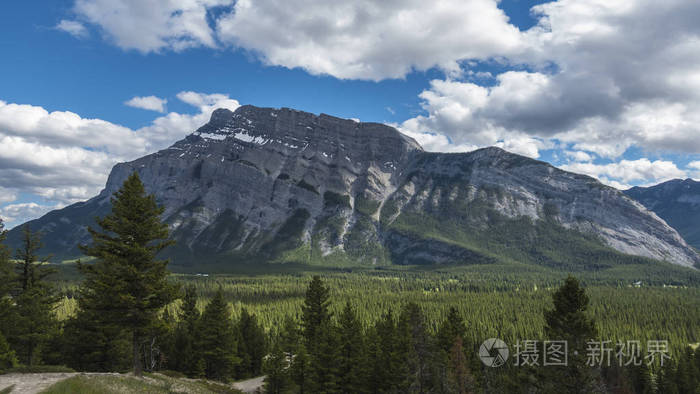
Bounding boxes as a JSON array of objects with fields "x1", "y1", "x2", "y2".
[{"x1": 0, "y1": 173, "x2": 699, "y2": 393}]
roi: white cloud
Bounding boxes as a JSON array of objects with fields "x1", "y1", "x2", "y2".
[
  {"x1": 560, "y1": 159, "x2": 687, "y2": 189},
  {"x1": 0, "y1": 187, "x2": 17, "y2": 205},
  {"x1": 56, "y1": 19, "x2": 89, "y2": 38},
  {"x1": 124, "y1": 95, "x2": 167, "y2": 113},
  {"x1": 565, "y1": 151, "x2": 594, "y2": 163},
  {"x1": 0, "y1": 92, "x2": 239, "y2": 227},
  {"x1": 66, "y1": 0, "x2": 522, "y2": 80},
  {"x1": 217, "y1": 0, "x2": 523, "y2": 80},
  {"x1": 0, "y1": 203, "x2": 59, "y2": 228},
  {"x1": 140, "y1": 92, "x2": 239, "y2": 150},
  {"x1": 688, "y1": 161, "x2": 700, "y2": 171},
  {"x1": 395, "y1": 0, "x2": 700, "y2": 164},
  {"x1": 72, "y1": 0, "x2": 233, "y2": 53}
]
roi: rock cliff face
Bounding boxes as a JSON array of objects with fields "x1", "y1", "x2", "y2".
[
  {"x1": 8, "y1": 105, "x2": 699, "y2": 269},
  {"x1": 625, "y1": 178, "x2": 700, "y2": 251}
]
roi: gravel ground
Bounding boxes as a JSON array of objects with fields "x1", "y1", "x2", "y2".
[
  {"x1": 232, "y1": 376, "x2": 265, "y2": 393},
  {"x1": 0, "y1": 372, "x2": 79, "y2": 394}
]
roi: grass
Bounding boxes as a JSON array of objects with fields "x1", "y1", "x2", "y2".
[
  {"x1": 40, "y1": 373, "x2": 244, "y2": 394},
  {"x1": 1, "y1": 365, "x2": 75, "y2": 374},
  {"x1": 0, "y1": 386, "x2": 14, "y2": 394}
]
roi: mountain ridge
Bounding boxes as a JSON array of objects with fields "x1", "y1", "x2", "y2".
[
  {"x1": 624, "y1": 178, "x2": 700, "y2": 251},
  {"x1": 7, "y1": 105, "x2": 699, "y2": 270}
]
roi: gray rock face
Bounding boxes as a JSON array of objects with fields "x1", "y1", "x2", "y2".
[
  {"x1": 625, "y1": 178, "x2": 700, "y2": 251},
  {"x1": 8, "y1": 105, "x2": 699, "y2": 269}
]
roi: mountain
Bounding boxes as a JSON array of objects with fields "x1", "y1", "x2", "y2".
[
  {"x1": 7, "y1": 105, "x2": 699, "y2": 270},
  {"x1": 625, "y1": 178, "x2": 700, "y2": 251}
]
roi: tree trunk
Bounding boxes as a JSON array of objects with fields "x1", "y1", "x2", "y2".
[{"x1": 133, "y1": 331, "x2": 143, "y2": 377}]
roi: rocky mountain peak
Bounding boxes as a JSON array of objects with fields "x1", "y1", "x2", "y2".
[
  {"x1": 193, "y1": 105, "x2": 422, "y2": 154},
  {"x1": 7, "y1": 105, "x2": 699, "y2": 270}
]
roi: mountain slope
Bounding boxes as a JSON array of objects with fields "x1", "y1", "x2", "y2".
[
  {"x1": 7, "y1": 105, "x2": 699, "y2": 269},
  {"x1": 625, "y1": 178, "x2": 700, "y2": 251}
]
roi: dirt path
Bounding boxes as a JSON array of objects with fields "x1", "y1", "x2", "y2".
[
  {"x1": 232, "y1": 376, "x2": 265, "y2": 393},
  {"x1": 0, "y1": 372, "x2": 78, "y2": 394}
]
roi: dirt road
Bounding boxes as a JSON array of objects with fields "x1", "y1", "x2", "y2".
[
  {"x1": 232, "y1": 375, "x2": 265, "y2": 393},
  {"x1": 0, "y1": 372, "x2": 78, "y2": 394}
]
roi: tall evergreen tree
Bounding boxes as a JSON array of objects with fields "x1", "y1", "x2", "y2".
[
  {"x1": 0, "y1": 330, "x2": 17, "y2": 370},
  {"x1": 308, "y1": 320, "x2": 340, "y2": 394},
  {"x1": 337, "y1": 302, "x2": 367, "y2": 393},
  {"x1": 63, "y1": 264, "x2": 131, "y2": 372},
  {"x1": 0, "y1": 218, "x2": 13, "y2": 296},
  {"x1": 11, "y1": 225, "x2": 57, "y2": 366},
  {"x1": 173, "y1": 285, "x2": 201, "y2": 376},
  {"x1": 79, "y1": 172, "x2": 178, "y2": 376},
  {"x1": 290, "y1": 343, "x2": 311, "y2": 394},
  {"x1": 301, "y1": 275, "x2": 331, "y2": 348},
  {"x1": 236, "y1": 308, "x2": 267, "y2": 378},
  {"x1": 263, "y1": 342, "x2": 291, "y2": 394},
  {"x1": 437, "y1": 307, "x2": 466, "y2": 353},
  {"x1": 397, "y1": 302, "x2": 434, "y2": 393},
  {"x1": 543, "y1": 275, "x2": 598, "y2": 393},
  {"x1": 15, "y1": 225, "x2": 52, "y2": 292},
  {"x1": 198, "y1": 290, "x2": 238, "y2": 381},
  {"x1": 0, "y1": 219, "x2": 15, "y2": 342},
  {"x1": 447, "y1": 337, "x2": 474, "y2": 394},
  {"x1": 0, "y1": 221, "x2": 15, "y2": 370},
  {"x1": 367, "y1": 310, "x2": 402, "y2": 392},
  {"x1": 279, "y1": 315, "x2": 301, "y2": 357}
]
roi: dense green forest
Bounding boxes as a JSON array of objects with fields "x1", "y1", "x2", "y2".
[{"x1": 1, "y1": 174, "x2": 699, "y2": 393}]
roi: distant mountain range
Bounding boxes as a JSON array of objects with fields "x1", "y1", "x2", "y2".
[
  {"x1": 625, "y1": 178, "x2": 700, "y2": 251},
  {"x1": 6, "y1": 105, "x2": 699, "y2": 270}
]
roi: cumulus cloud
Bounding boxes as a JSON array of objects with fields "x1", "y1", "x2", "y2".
[
  {"x1": 560, "y1": 159, "x2": 687, "y2": 190},
  {"x1": 0, "y1": 203, "x2": 60, "y2": 228},
  {"x1": 400, "y1": 0, "x2": 700, "y2": 161},
  {"x1": 56, "y1": 19, "x2": 89, "y2": 38},
  {"x1": 0, "y1": 93, "x2": 239, "y2": 227},
  {"x1": 72, "y1": 0, "x2": 233, "y2": 52},
  {"x1": 217, "y1": 0, "x2": 522, "y2": 80},
  {"x1": 565, "y1": 151, "x2": 594, "y2": 163},
  {"x1": 66, "y1": 0, "x2": 524, "y2": 79},
  {"x1": 125, "y1": 95, "x2": 168, "y2": 113}
]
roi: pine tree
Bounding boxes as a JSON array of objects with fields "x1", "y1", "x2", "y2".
[
  {"x1": 290, "y1": 343, "x2": 311, "y2": 394},
  {"x1": 543, "y1": 275, "x2": 598, "y2": 394},
  {"x1": 236, "y1": 308, "x2": 267, "y2": 378},
  {"x1": 0, "y1": 218, "x2": 13, "y2": 297},
  {"x1": 437, "y1": 307, "x2": 466, "y2": 353},
  {"x1": 629, "y1": 363, "x2": 653, "y2": 394},
  {"x1": 11, "y1": 225, "x2": 57, "y2": 366},
  {"x1": 367, "y1": 310, "x2": 401, "y2": 392},
  {"x1": 279, "y1": 315, "x2": 301, "y2": 358},
  {"x1": 337, "y1": 302, "x2": 367, "y2": 393},
  {"x1": 0, "y1": 218, "x2": 16, "y2": 344},
  {"x1": 398, "y1": 302, "x2": 434, "y2": 393},
  {"x1": 0, "y1": 330, "x2": 17, "y2": 370},
  {"x1": 79, "y1": 172, "x2": 178, "y2": 376},
  {"x1": 157, "y1": 308, "x2": 176, "y2": 371},
  {"x1": 308, "y1": 320, "x2": 340, "y2": 393},
  {"x1": 173, "y1": 285, "x2": 201, "y2": 376},
  {"x1": 656, "y1": 361, "x2": 679, "y2": 394},
  {"x1": 15, "y1": 225, "x2": 52, "y2": 292},
  {"x1": 301, "y1": 276, "x2": 331, "y2": 348},
  {"x1": 199, "y1": 290, "x2": 238, "y2": 381},
  {"x1": 447, "y1": 337, "x2": 473, "y2": 394},
  {"x1": 63, "y1": 266, "x2": 131, "y2": 372},
  {"x1": 263, "y1": 342, "x2": 291, "y2": 394}
]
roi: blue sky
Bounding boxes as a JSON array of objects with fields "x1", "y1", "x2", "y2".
[{"x1": 1, "y1": 0, "x2": 700, "y2": 228}]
